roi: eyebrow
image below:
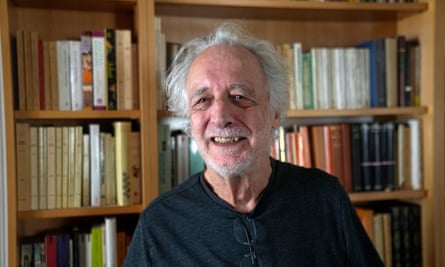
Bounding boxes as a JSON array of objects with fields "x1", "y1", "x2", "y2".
[{"x1": 229, "y1": 84, "x2": 255, "y2": 97}]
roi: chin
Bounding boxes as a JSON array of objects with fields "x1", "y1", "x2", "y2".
[{"x1": 206, "y1": 155, "x2": 255, "y2": 178}]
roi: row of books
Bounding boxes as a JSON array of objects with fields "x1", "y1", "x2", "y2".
[
  {"x1": 158, "y1": 124, "x2": 205, "y2": 194},
  {"x1": 15, "y1": 122, "x2": 141, "y2": 211},
  {"x1": 14, "y1": 29, "x2": 138, "y2": 111},
  {"x1": 154, "y1": 22, "x2": 420, "y2": 112},
  {"x1": 20, "y1": 217, "x2": 131, "y2": 267},
  {"x1": 271, "y1": 119, "x2": 422, "y2": 193},
  {"x1": 355, "y1": 201, "x2": 421, "y2": 267},
  {"x1": 278, "y1": 35, "x2": 420, "y2": 111}
]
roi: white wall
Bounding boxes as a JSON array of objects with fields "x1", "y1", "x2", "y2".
[{"x1": 0, "y1": 28, "x2": 9, "y2": 267}]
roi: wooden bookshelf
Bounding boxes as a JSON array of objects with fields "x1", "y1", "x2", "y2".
[
  {"x1": 155, "y1": 0, "x2": 444, "y2": 266},
  {"x1": 1, "y1": 0, "x2": 444, "y2": 266},
  {"x1": 0, "y1": 0, "x2": 158, "y2": 265}
]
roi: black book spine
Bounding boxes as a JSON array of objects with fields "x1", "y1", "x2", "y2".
[
  {"x1": 360, "y1": 123, "x2": 372, "y2": 191},
  {"x1": 350, "y1": 123, "x2": 362, "y2": 192}
]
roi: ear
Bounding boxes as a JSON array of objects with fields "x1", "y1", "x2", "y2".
[{"x1": 271, "y1": 109, "x2": 281, "y2": 129}]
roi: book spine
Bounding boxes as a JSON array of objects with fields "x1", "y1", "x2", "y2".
[
  {"x1": 57, "y1": 41, "x2": 71, "y2": 110},
  {"x1": 114, "y1": 121, "x2": 132, "y2": 206},
  {"x1": 15, "y1": 123, "x2": 31, "y2": 211},
  {"x1": 106, "y1": 28, "x2": 117, "y2": 110},
  {"x1": 116, "y1": 29, "x2": 133, "y2": 110},
  {"x1": 91, "y1": 31, "x2": 107, "y2": 110},
  {"x1": 89, "y1": 124, "x2": 101, "y2": 207},
  {"x1": 46, "y1": 126, "x2": 57, "y2": 209},
  {"x1": 81, "y1": 32, "x2": 93, "y2": 110},
  {"x1": 69, "y1": 41, "x2": 83, "y2": 111},
  {"x1": 38, "y1": 127, "x2": 47, "y2": 209}
]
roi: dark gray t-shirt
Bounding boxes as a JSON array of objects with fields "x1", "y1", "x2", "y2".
[{"x1": 124, "y1": 159, "x2": 384, "y2": 267}]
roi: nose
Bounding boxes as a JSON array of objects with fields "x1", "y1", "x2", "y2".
[{"x1": 210, "y1": 98, "x2": 235, "y2": 128}]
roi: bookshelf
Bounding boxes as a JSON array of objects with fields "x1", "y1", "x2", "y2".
[
  {"x1": 1, "y1": 0, "x2": 444, "y2": 266},
  {"x1": 0, "y1": 0, "x2": 158, "y2": 266},
  {"x1": 155, "y1": 0, "x2": 444, "y2": 266}
]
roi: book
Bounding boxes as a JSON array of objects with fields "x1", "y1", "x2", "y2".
[
  {"x1": 81, "y1": 32, "x2": 93, "y2": 109},
  {"x1": 49, "y1": 41, "x2": 59, "y2": 110},
  {"x1": 302, "y1": 51, "x2": 314, "y2": 109},
  {"x1": 130, "y1": 131, "x2": 141, "y2": 204},
  {"x1": 47, "y1": 126, "x2": 57, "y2": 209},
  {"x1": 360, "y1": 123, "x2": 372, "y2": 191},
  {"x1": 189, "y1": 138, "x2": 205, "y2": 175},
  {"x1": 329, "y1": 124, "x2": 345, "y2": 186},
  {"x1": 385, "y1": 37, "x2": 398, "y2": 107},
  {"x1": 114, "y1": 121, "x2": 132, "y2": 206},
  {"x1": 91, "y1": 31, "x2": 107, "y2": 110},
  {"x1": 116, "y1": 29, "x2": 133, "y2": 110},
  {"x1": 20, "y1": 243, "x2": 33, "y2": 267},
  {"x1": 341, "y1": 123, "x2": 353, "y2": 193},
  {"x1": 82, "y1": 134, "x2": 91, "y2": 206},
  {"x1": 43, "y1": 41, "x2": 52, "y2": 110},
  {"x1": 29, "y1": 126, "x2": 39, "y2": 209},
  {"x1": 293, "y1": 42, "x2": 304, "y2": 109},
  {"x1": 67, "y1": 126, "x2": 76, "y2": 208},
  {"x1": 106, "y1": 28, "x2": 117, "y2": 110},
  {"x1": 55, "y1": 127, "x2": 63, "y2": 208},
  {"x1": 15, "y1": 123, "x2": 31, "y2": 211},
  {"x1": 68, "y1": 41, "x2": 83, "y2": 110},
  {"x1": 357, "y1": 38, "x2": 386, "y2": 107},
  {"x1": 369, "y1": 122, "x2": 383, "y2": 191},
  {"x1": 38, "y1": 126, "x2": 47, "y2": 209},
  {"x1": 381, "y1": 122, "x2": 395, "y2": 191},
  {"x1": 158, "y1": 123, "x2": 172, "y2": 194},
  {"x1": 104, "y1": 133, "x2": 116, "y2": 206},
  {"x1": 105, "y1": 217, "x2": 117, "y2": 266},
  {"x1": 91, "y1": 225, "x2": 103, "y2": 267},
  {"x1": 73, "y1": 126, "x2": 83, "y2": 207},
  {"x1": 56, "y1": 41, "x2": 71, "y2": 110},
  {"x1": 15, "y1": 30, "x2": 26, "y2": 110},
  {"x1": 89, "y1": 124, "x2": 101, "y2": 206},
  {"x1": 45, "y1": 234, "x2": 57, "y2": 267},
  {"x1": 407, "y1": 119, "x2": 422, "y2": 190},
  {"x1": 57, "y1": 234, "x2": 71, "y2": 266},
  {"x1": 350, "y1": 123, "x2": 362, "y2": 192}
]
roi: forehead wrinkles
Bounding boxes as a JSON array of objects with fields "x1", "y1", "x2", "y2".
[{"x1": 186, "y1": 45, "x2": 266, "y2": 98}]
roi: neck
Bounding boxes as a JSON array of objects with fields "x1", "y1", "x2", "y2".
[{"x1": 204, "y1": 158, "x2": 272, "y2": 213}]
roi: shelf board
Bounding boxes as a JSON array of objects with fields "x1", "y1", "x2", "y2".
[
  {"x1": 155, "y1": 0, "x2": 427, "y2": 20},
  {"x1": 158, "y1": 106, "x2": 427, "y2": 119},
  {"x1": 349, "y1": 189, "x2": 427, "y2": 203},
  {"x1": 286, "y1": 106, "x2": 427, "y2": 118},
  {"x1": 13, "y1": 0, "x2": 136, "y2": 11},
  {"x1": 14, "y1": 110, "x2": 141, "y2": 120},
  {"x1": 17, "y1": 205, "x2": 144, "y2": 220}
]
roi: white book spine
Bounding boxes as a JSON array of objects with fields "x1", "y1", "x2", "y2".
[
  {"x1": 56, "y1": 41, "x2": 71, "y2": 110},
  {"x1": 92, "y1": 32, "x2": 107, "y2": 110},
  {"x1": 105, "y1": 217, "x2": 117, "y2": 267},
  {"x1": 69, "y1": 41, "x2": 84, "y2": 110},
  {"x1": 89, "y1": 124, "x2": 101, "y2": 206},
  {"x1": 408, "y1": 119, "x2": 422, "y2": 190}
]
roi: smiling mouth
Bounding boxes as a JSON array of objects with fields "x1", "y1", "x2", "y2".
[{"x1": 212, "y1": 137, "x2": 245, "y2": 144}]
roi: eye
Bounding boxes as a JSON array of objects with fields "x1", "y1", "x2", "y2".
[
  {"x1": 233, "y1": 95, "x2": 246, "y2": 101},
  {"x1": 192, "y1": 97, "x2": 210, "y2": 110}
]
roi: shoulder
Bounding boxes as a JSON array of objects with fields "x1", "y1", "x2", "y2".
[
  {"x1": 140, "y1": 172, "x2": 204, "y2": 219},
  {"x1": 273, "y1": 159, "x2": 342, "y2": 191}
]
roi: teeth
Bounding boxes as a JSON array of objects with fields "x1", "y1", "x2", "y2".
[{"x1": 213, "y1": 137, "x2": 240, "y2": 144}]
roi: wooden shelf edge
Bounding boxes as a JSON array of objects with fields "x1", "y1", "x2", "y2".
[
  {"x1": 17, "y1": 204, "x2": 144, "y2": 220},
  {"x1": 158, "y1": 106, "x2": 427, "y2": 119},
  {"x1": 155, "y1": 0, "x2": 427, "y2": 12},
  {"x1": 14, "y1": 110, "x2": 141, "y2": 120},
  {"x1": 349, "y1": 189, "x2": 427, "y2": 203},
  {"x1": 286, "y1": 106, "x2": 427, "y2": 118}
]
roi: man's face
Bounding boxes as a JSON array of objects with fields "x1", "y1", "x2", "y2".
[{"x1": 186, "y1": 45, "x2": 280, "y2": 178}]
